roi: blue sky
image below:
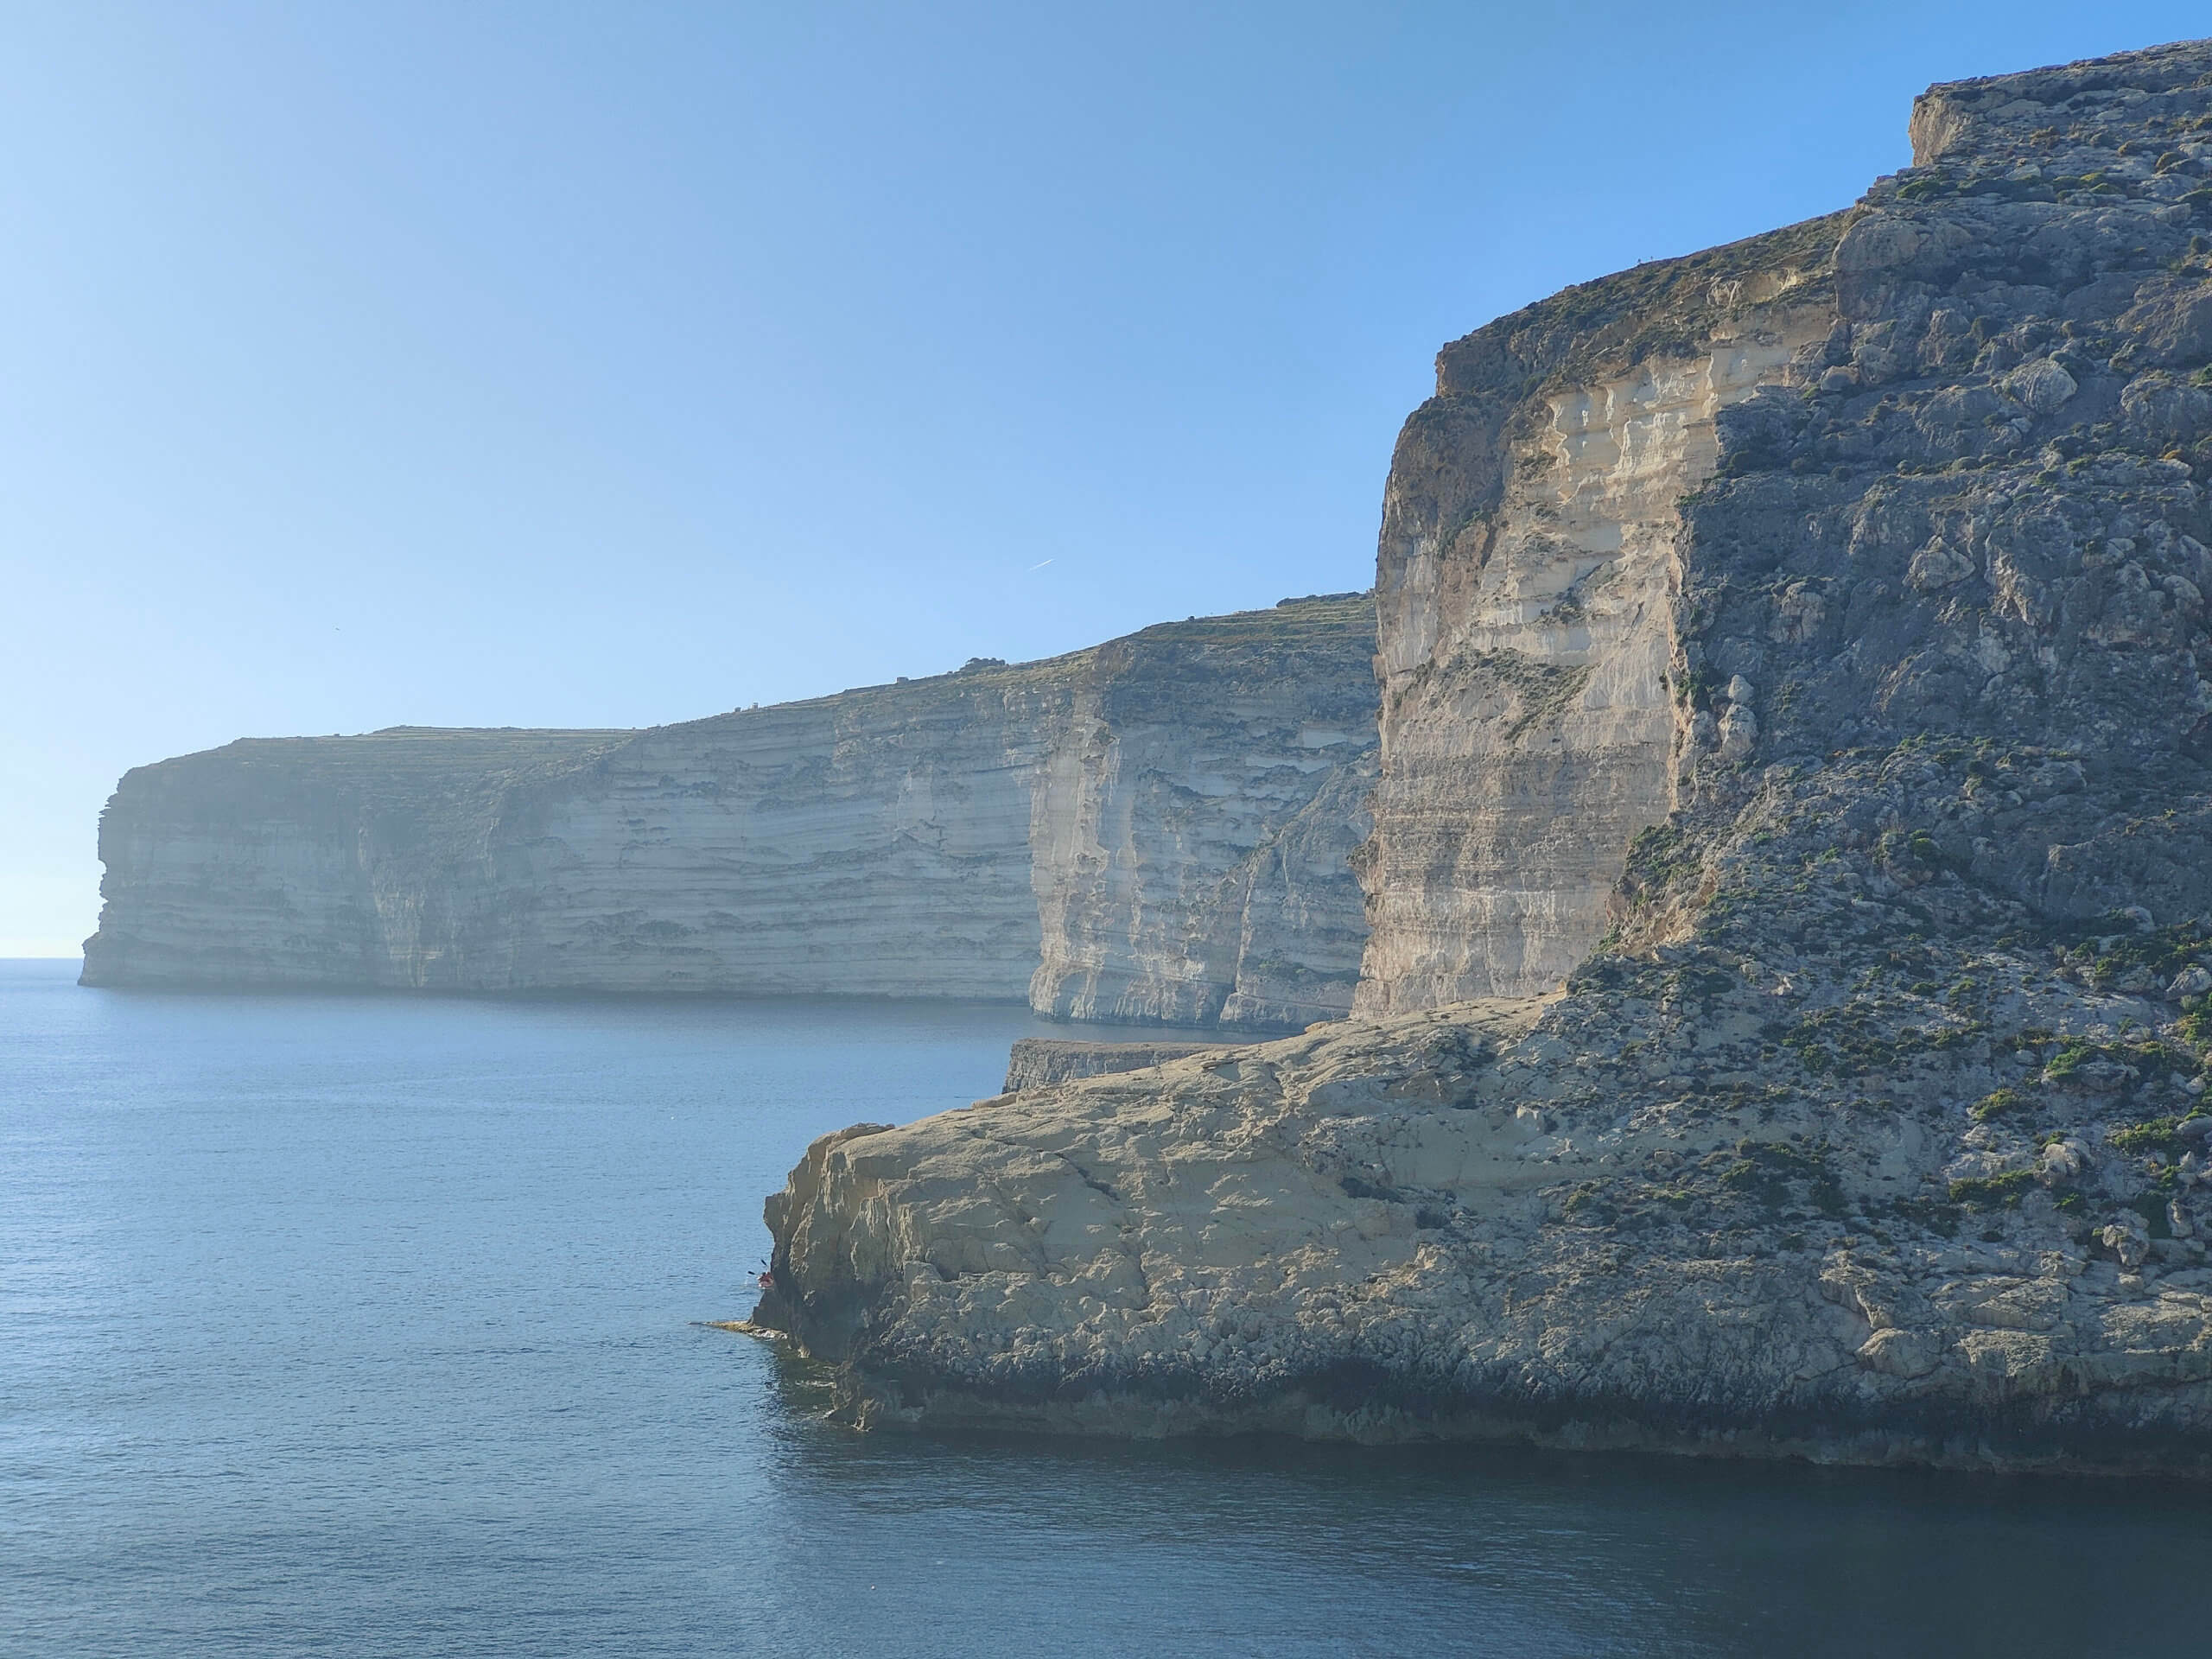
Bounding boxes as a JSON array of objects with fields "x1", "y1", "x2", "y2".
[{"x1": 4, "y1": 1, "x2": 2207, "y2": 954}]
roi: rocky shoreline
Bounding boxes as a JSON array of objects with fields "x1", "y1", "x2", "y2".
[{"x1": 753, "y1": 40, "x2": 2212, "y2": 1473}]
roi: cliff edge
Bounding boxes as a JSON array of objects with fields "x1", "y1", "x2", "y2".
[
  {"x1": 756, "y1": 40, "x2": 2212, "y2": 1472},
  {"x1": 83, "y1": 594, "x2": 1378, "y2": 1029}
]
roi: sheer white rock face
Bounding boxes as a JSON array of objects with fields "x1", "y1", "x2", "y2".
[
  {"x1": 1357, "y1": 307, "x2": 1829, "y2": 1014},
  {"x1": 1026, "y1": 643, "x2": 1378, "y2": 1028},
  {"x1": 82, "y1": 596, "x2": 1378, "y2": 1028},
  {"x1": 475, "y1": 683, "x2": 1060, "y2": 999}
]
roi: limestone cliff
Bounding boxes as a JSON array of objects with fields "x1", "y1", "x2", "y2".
[
  {"x1": 79, "y1": 727, "x2": 631, "y2": 990},
  {"x1": 757, "y1": 41, "x2": 2212, "y2": 1473},
  {"x1": 1359, "y1": 224, "x2": 1837, "y2": 1010},
  {"x1": 83, "y1": 594, "x2": 1378, "y2": 1028}
]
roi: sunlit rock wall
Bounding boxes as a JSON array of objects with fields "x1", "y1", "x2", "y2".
[
  {"x1": 83, "y1": 595, "x2": 1378, "y2": 1029},
  {"x1": 1356, "y1": 230, "x2": 1840, "y2": 1011}
]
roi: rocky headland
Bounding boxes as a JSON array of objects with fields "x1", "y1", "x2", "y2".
[
  {"x1": 82, "y1": 594, "x2": 1377, "y2": 1030},
  {"x1": 754, "y1": 41, "x2": 2212, "y2": 1473}
]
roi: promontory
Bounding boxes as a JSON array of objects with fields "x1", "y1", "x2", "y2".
[{"x1": 753, "y1": 40, "x2": 2212, "y2": 1474}]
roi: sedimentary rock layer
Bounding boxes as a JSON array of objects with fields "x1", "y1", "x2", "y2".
[
  {"x1": 759, "y1": 41, "x2": 2212, "y2": 1472},
  {"x1": 1357, "y1": 213, "x2": 1839, "y2": 1010},
  {"x1": 83, "y1": 594, "x2": 1378, "y2": 1028},
  {"x1": 1002, "y1": 1039, "x2": 1224, "y2": 1092}
]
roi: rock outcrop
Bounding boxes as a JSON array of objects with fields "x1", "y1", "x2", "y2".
[
  {"x1": 756, "y1": 41, "x2": 2212, "y2": 1472},
  {"x1": 83, "y1": 594, "x2": 1378, "y2": 1029},
  {"x1": 1002, "y1": 1038, "x2": 1224, "y2": 1092}
]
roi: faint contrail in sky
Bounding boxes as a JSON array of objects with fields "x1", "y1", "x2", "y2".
[{"x1": 1027, "y1": 559, "x2": 1052, "y2": 571}]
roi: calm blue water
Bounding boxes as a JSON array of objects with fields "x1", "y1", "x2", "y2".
[{"x1": 4, "y1": 957, "x2": 2209, "y2": 1656}]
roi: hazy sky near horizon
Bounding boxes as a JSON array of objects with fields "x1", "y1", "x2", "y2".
[{"x1": 3, "y1": 2, "x2": 2207, "y2": 955}]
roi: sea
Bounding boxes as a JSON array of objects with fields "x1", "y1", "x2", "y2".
[{"x1": 4, "y1": 955, "x2": 2209, "y2": 1657}]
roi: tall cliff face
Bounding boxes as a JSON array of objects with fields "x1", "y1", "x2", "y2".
[
  {"x1": 757, "y1": 41, "x2": 2212, "y2": 1474},
  {"x1": 1027, "y1": 603, "x2": 1377, "y2": 1027},
  {"x1": 82, "y1": 594, "x2": 1378, "y2": 1028},
  {"x1": 79, "y1": 728, "x2": 629, "y2": 989},
  {"x1": 1357, "y1": 221, "x2": 1840, "y2": 1011},
  {"x1": 470, "y1": 675, "x2": 1058, "y2": 1001}
]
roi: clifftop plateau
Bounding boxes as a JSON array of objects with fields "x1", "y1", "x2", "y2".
[
  {"x1": 757, "y1": 40, "x2": 2212, "y2": 1474},
  {"x1": 83, "y1": 594, "x2": 1378, "y2": 1030}
]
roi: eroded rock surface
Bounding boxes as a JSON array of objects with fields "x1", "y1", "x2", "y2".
[
  {"x1": 83, "y1": 595, "x2": 1377, "y2": 1028},
  {"x1": 760, "y1": 972, "x2": 2212, "y2": 1470},
  {"x1": 759, "y1": 40, "x2": 2212, "y2": 1471},
  {"x1": 1361, "y1": 234, "x2": 1835, "y2": 1009},
  {"x1": 1003, "y1": 1039, "x2": 1225, "y2": 1092}
]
